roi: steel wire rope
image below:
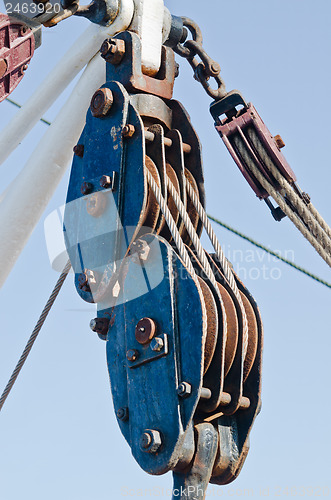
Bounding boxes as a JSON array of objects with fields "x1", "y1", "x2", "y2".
[
  {"x1": 184, "y1": 179, "x2": 249, "y2": 358},
  {"x1": 232, "y1": 135, "x2": 331, "y2": 268},
  {"x1": 0, "y1": 260, "x2": 72, "y2": 411},
  {"x1": 246, "y1": 128, "x2": 331, "y2": 255}
]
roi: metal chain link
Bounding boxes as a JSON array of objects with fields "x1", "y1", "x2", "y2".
[{"x1": 174, "y1": 17, "x2": 227, "y2": 100}]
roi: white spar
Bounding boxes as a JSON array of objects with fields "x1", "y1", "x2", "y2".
[{"x1": 0, "y1": 54, "x2": 105, "y2": 288}]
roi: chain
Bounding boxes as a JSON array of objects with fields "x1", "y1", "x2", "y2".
[{"x1": 174, "y1": 17, "x2": 227, "y2": 101}]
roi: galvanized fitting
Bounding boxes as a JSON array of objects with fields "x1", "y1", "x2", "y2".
[
  {"x1": 177, "y1": 382, "x2": 192, "y2": 398},
  {"x1": 90, "y1": 88, "x2": 113, "y2": 118},
  {"x1": 150, "y1": 337, "x2": 164, "y2": 352},
  {"x1": 140, "y1": 430, "x2": 162, "y2": 453},
  {"x1": 135, "y1": 318, "x2": 156, "y2": 345},
  {"x1": 100, "y1": 38, "x2": 126, "y2": 65}
]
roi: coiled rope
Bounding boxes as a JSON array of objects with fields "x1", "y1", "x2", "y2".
[{"x1": 0, "y1": 260, "x2": 71, "y2": 412}]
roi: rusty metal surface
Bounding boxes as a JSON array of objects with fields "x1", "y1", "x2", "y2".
[
  {"x1": 0, "y1": 14, "x2": 35, "y2": 102},
  {"x1": 172, "y1": 423, "x2": 219, "y2": 500},
  {"x1": 197, "y1": 277, "x2": 218, "y2": 375},
  {"x1": 131, "y1": 94, "x2": 173, "y2": 131},
  {"x1": 105, "y1": 31, "x2": 176, "y2": 100},
  {"x1": 90, "y1": 88, "x2": 113, "y2": 118},
  {"x1": 141, "y1": 155, "x2": 161, "y2": 231}
]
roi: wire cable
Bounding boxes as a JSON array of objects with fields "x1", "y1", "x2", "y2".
[
  {"x1": 208, "y1": 215, "x2": 331, "y2": 290},
  {"x1": 0, "y1": 260, "x2": 71, "y2": 412}
]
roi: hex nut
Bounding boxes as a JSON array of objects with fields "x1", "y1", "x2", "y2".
[
  {"x1": 73, "y1": 144, "x2": 84, "y2": 158},
  {"x1": 100, "y1": 38, "x2": 126, "y2": 65},
  {"x1": 122, "y1": 124, "x2": 136, "y2": 138},
  {"x1": 177, "y1": 382, "x2": 192, "y2": 398},
  {"x1": 140, "y1": 430, "x2": 162, "y2": 453},
  {"x1": 0, "y1": 59, "x2": 8, "y2": 79},
  {"x1": 100, "y1": 175, "x2": 112, "y2": 189},
  {"x1": 135, "y1": 318, "x2": 156, "y2": 345},
  {"x1": 274, "y1": 134, "x2": 285, "y2": 149},
  {"x1": 90, "y1": 88, "x2": 113, "y2": 118},
  {"x1": 89, "y1": 317, "x2": 110, "y2": 336},
  {"x1": 81, "y1": 181, "x2": 93, "y2": 195},
  {"x1": 126, "y1": 349, "x2": 139, "y2": 362},
  {"x1": 150, "y1": 337, "x2": 164, "y2": 352},
  {"x1": 117, "y1": 407, "x2": 129, "y2": 422}
]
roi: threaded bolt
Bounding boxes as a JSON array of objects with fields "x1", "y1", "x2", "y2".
[
  {"x1": 73, "y1": 144, "x2": 84, "y2": 158},
  {"x1": 122, "y1": 124, "x2": 136, "y2": 138},
  {"x1": 177, "y1": 382, "x2": 192, "y2": 398},
  {"x1": 81, "y1": 181, "x2": 93, "y2": 195},
  {"x1": 90, "y1": 88, "x2": 113, "y2": 118},
  {"x1": 140, "y1": 430, "x2": 162, "y2": 453}
]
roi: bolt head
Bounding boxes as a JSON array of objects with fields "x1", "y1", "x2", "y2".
[
  {"x1": 140, "y1": 430, "x2": 162, "y2": 453},
  {"x1": 81, "y1": 181, "x2": 93, "y2": 195},
  {"x1": 135, "y1": 318, "x2": 156, "y2": 345},
  {"x1": 150, "y1": 337, "x2": 164, "y2": 352},
  {"x1": 100, "y1": 38, "x2": 126, "y2": 65},
  {"x1": 73, "y1": 144, "x2": 84, "y2": 158},
  {"x1": 126, "y1": 349, "x2": 139, "y2": 362},
  {"x1": 90, "y1": 88, "x2": 113, "y2": 118},
  {"x1": 302, "y1": 192, "x2": 311, "y2": 205},
  {"x1": 89, "y1": 317, "x2": 110, "y2": 335},
  {"x1": 177, "y1": 382, "x2": 192, "y2": 398},
  {"x1": 19, "y1": 25, "x2": 28, "y2": 36},
  {"x1": 122, "y1": 124, "x2": 136, "y2": 138},
  {"x1": 78, "y1": 271, "x2": 89, "y2": 290},
  {"x1": 210, "y1": 62, "x2": 221, "y2": 76},
  {"x1": 0, "y1": 59, "x2": 8, "y2": 79},
  {"x1": 117, "y1": 407, "x2": 129, "y2": 421},
  {"x1": 274, "y1": 134, "x2": 285, "y2": 149},
  {"x1": 86, "y1": 192, "x2": 107, "y2": 218},
  {"x1": 100, "y1": 175, "x2": 112, "y2": 189}
]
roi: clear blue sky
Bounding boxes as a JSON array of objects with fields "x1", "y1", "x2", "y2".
[{"x1": 0, "y1": 1, "x2": 330, "y2": 499}]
